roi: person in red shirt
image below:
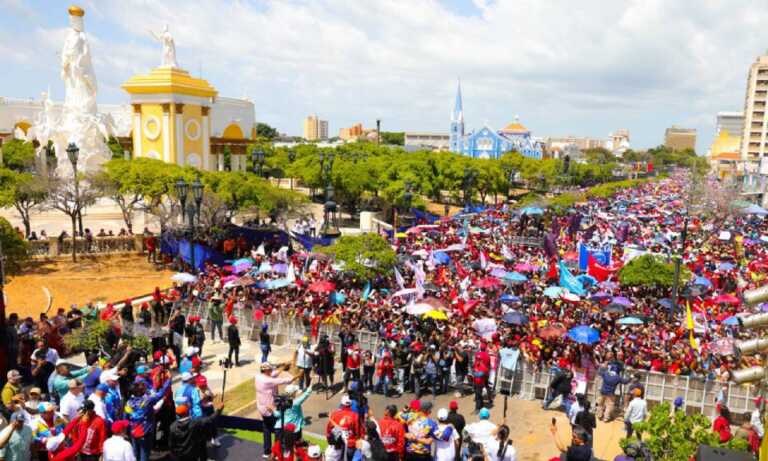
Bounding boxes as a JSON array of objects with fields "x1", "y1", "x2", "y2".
[
  {"x1": 712, "y1": 404, "x2": 733, "y2": 443},
  {"x1": 271, "y1": 423, "x2": 308, "y2": 461},
  {"x1": 326, "y1": 395, "x2": 361, "y2": 456},
  {"x1": 344, "y1": 342, "x2": 362, "y2": 392},
  {"x1": 378, "y1": 404, "x2": 405, "y2": 461},
  {"x1": 53, "y1": 400, "x2": 107, "y2": 461},
  {"x1": 472, "y1": 342, "x2": 492, "y2": 411},
  {"x1": 376, "y1": 351, "x2": 395, "y2": 397}
]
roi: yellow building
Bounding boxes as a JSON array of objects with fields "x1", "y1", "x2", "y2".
[{"x1": 708, "y1": 129, "x2": 741, "y2": 179}]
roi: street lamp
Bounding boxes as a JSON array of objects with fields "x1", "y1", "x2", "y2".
[
  {"x1": 252, "y1": 149, "x2": 266, "y2": 177},
  {"x1": 192, "y1": 176, "x2": 204, "y2": 222},
  {"x1": 66, "y1": 142, "x2": 80, "y2": 262},
  {"x1": 174, "y1": 178, "x2": 204, "y2": 272}
]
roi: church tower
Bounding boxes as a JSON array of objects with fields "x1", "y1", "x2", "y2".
[{"x1": 449, "y1": 79, "x2": 464, "y2": 153}]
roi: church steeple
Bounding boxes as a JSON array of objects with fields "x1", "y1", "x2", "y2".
[{"x1": 450, "y1": 78, "x2": 465, "y2": 153}]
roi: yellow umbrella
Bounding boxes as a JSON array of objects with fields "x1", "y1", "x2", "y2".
[
  {"x1": 395, "y1": 232, "x2": 407, "y2": 238},
  {"x1": 423, "y1": 310, "x2": 448, "y2": 321}
]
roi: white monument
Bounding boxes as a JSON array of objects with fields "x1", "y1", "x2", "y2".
[
  {"x1": 31, "y1": 5, "x2": 114, "y2": 176},
  {"x1": 150, "y1": 25, "x2": 178, "y2": 68}
]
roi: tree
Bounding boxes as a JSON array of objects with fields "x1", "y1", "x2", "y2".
[
  {"x1": 106, "y1": 136, "x2": 124, "y2": 159},
  {"x1": 1, "y1": 139, "x2": 36, "y2": 171},
  {"x1": 618, "y1": 254, "x2": 690, "y2": 288},
  {"x1": 256, "y1": 122, "x2": 279, "y2": 140},
  {"x1": 0, "y1": 216, "x2": 29, "y2": 274},
  {"x1": 624, "y1": 402, "x2": 748, "y2": 461},
  {"x1": 380, "y1": 132, "x2": 404, "y2": 145},
  {"x1": 47, "y1": 173, "x2": 101, "y2": 261},
  {"x1": 315, "y1": 234, "x2": 396, "y2": 280},
  {"x1": 0, "y1": 168, "x2": 48, "y2": 238},
  {"x1": 583, "y1": 147, "x2": 614, "y2": 164}
]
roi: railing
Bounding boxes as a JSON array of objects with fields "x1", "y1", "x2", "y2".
[
  {"x1": 371, "y1": 218, "x2": 393, "y2": 235},
  {"x1": 28, "y1": 236, "x2": 143, "y2": 258},
  {"x1": 28, "y1": 240, "x2": 51, "y2": 257}
]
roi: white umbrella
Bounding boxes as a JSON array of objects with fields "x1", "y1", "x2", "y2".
[
  {"x1": 171, "y1": 272, "x2": 197, "y2": 284},
  {"x1": 405, "y1": 302, "x2": 433, "y2": 315}
]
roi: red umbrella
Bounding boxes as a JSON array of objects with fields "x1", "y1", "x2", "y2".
[
  {"x1": 309, "y1": 280, "x2": 336, "y2": 293},
  {"x1": 563, "y1": 251, "x2": 579, "y2": 262},
  {"x1": 475, "y1": 277, "x2": 502, "y2": 289},
  {"x1": 539, "y1": 326, "x2": 566, "y2": 340},
  {"x1": 713, "y1": 294, "x2": 740, "y2": 305}
]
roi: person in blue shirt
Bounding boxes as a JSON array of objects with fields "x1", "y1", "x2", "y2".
[
  {"x1": 274, "y1": 385, "x2": 313, "y2": 438},
  {"x1": 125, "y1": 375, "x2": 171, "y2": 461},
  {"x1": 173, "y1": 372, "x2": 203, "y2": 419},
  {"x1": 82, "y1": 354, "x2": 103, "y2": 397}
]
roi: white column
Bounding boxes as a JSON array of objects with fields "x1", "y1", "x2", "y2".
[
  {"x1": 175, "y1": 114, "x2": 184, "y2": 167},
  {"x1": 133, "y1": 107, "x2": 142, "y2": 157},
  {"x1": 218, "y1": 153, "x2": 224, "y2": 171},
  {"x1": 162, "y1": 111, "x2": 171, "y2": 164},
  {"x1": 202, "y1": 114, "x2": 210, "y2": 170}
]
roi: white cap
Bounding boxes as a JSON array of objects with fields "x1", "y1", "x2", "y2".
[
  {"x1": 340, "y1": 395, "x2": 352, "y2": 406},
  {"x1": 181, "y1": 372, "x2": 193, "y2": 381},
  {"x1": 308, "y1": 445, "x2": 322, "y2": 458},
  {"x1": 100, "y1": 369, "x2": 119, "y2": 384},
  {"x1": 285, "y1": 384, "x2": 300, "y2": 395},
  {"x1": 437, "y1": 408, "x2": 449, "y2": 421}
]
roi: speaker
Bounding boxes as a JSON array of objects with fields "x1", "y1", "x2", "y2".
[{"x1": 695, "y1": 445, "x2": 753, "y2": 461}]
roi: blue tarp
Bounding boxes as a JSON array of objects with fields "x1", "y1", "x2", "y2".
[
  {"x1": 411, "y1": 208, "x2": 440, "y2": 224},
  {"x1": 291, "y1": 232, "x2": 335, "y2": 251},
  {"x1": 178, "y1": 239, "x2": 226, "y2": 271}
]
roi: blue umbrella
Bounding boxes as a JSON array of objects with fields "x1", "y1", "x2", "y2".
[
  {"x1": 718, "y1": 262, "x2": 735, "y2": 271},
  {"x1": 521, "y1": 206, "x2": 544, "y2": 215},
  {"x1": 503, "y1": 272, "x2": 528, "y2": 282},
  {"x1": 658, "y1": 298, "x2": 673, "y2": 309},
  {"x1": 567, "y1": 326, "x2": 601, "y2": 344},
  {"x1": 433, "y1": 252, "x2": 451, "y2": 265},
  {"x1": 500, "y1": 294, "x2": 521, "y2": 303},
  {"x1": 612, "y1": 296, "x2": 632, "y2": 307},
  {"x1": 502, "y1": 311, "x2": 529, "y2": 325},
  {"x1": 590, "y1": 292, "x2": 611, "y2": 301},
  {"x1": 618, "y1": 317, "x2": 644, "y2": 325},
  {"x1": 693, "y1": 276, "x2": 712, "y2": 288},
  {"x1": 543, "y1": 286, "x2": 565, "y2": 298},
  {"x1": 722, "y1": 316, "x2": 740, "y2": 326},
  {"x1": 742, "y1": 204, "x2": 768, "y2": 215}
]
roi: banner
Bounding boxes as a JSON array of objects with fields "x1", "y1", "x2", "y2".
[
  {"x1": 578, "y1": 243, "x2": 612, "y2": 271},
  {"x1": 290, "y1": 232, "x2": 335, "y2": 251},
  {"x1": 559, "y1": 260, "x2": 586, "y2": 296}
]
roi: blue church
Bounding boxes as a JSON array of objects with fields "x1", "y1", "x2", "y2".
[{"x1": 449, "y1": 80, "x2": 544, "y2": 160}]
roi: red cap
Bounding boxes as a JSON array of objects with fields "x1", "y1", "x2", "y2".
[
  {"x1": 141, "y1": 302, "x2": 150, "y2": 310},
  {"x1": 191, "y1": 356, "x2": 202, "y2": 369},
  {"x1": 409, "y1": 399, "x2": 421, "y2": 411},
  {"x1": 153, "y1": 351, "x2": 163, "y2": 361},
  {"x1": 196, "y1": 375, "x2": 208, "y2": 387},
  {"x1": 229, "y1": 316, "x2": 238, "y2": 324},
  {"x1": 284, "y1": 423, "x2": 297, "y2": 432},
  {"x1": 111, "y1": 420, "x2": 130, "y2": 434},
  {"x1": 176, "y1": 404, "x2": 189, "y2": 416},
  {"x1": 449, "y1": 400, "x2": 458, "y2": 410}
]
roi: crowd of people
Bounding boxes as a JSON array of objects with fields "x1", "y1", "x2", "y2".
[{"x1": 3, "y1": 171, "x2": 768, "y2": 460}]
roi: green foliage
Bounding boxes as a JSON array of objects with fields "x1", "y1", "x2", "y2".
[
  {"x1": 315, "y1": 233, "x2": 396, "y2": 280},
  {"x1": 63, "y1": 318, "x2": 113, "y2": 352},
  {"x1": 0, "y1": 216, "x2": 28, "y2": 274},
  {"x1": 256, "y1": 122, "x2": 279, "y2": 140},
  {"x1": 107, "y1": 137, "x2": 124, "y2": 159},
  {"x1": 624, "y1": 402, "x2": 749, "y2": 461},
  {"x1": 583, "y1": 147, "x2": 614, "y2": 164},
  {"x1": 125, "y1": 334, "x2": 153, "y2": 354},
  {"x1": 1, "y1": 139, "x2": 36, "y2": 171},
  {"x1": 618, "y1": 254, "x2": 690, "y2": 288},
  {"x1": 380, "y1": 132, "x2": 404, "y2": 145}
]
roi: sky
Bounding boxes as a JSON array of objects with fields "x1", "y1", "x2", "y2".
[{"x1": 1, "y1": 0, "x2": 767, "y2": 152}]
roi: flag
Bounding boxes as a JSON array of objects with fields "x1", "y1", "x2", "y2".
[
  {"x1": 286, "y1": 263, "x2": 296, "y2": 283},
  {"x1": 559, "y1": 261, "x2": 585, "y2": 296},
  {"x1": 686, "y1": 300, "x2": 699, "y2": 350},
  {"x1": 544, "y1": 233, "x2": 558, "y2": 259},
  {"x1": 502, "y1": 245, "x2": 514, "y2": 261},
  {"x1": 455, "y1": 261, "x2": 469, "y2": 279},
  {"x1": 394, "y1": 267, "x2": 405, "y2": 289},
  {"x1": 255, "y1": 243, "x2": 266, "y2": 256},
  {"x1": 587, "y1": 254, "x2": 611, "y2": 282},
  {"x1": 480, "y1": 251, "x2": 488, "y2": 270},
  {"x1": 546, "y1": 258, "x2": 558, "y2": 280},
  {"x1": 578, "y1": 243, "x2": 611, "y2": 271}
]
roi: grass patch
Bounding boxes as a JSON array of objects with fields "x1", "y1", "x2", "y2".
[
  {"x1": 226, "y1": 429, "x2": 328, "y2": 450},
  {"x1": 220, "y1": 379, "x2": 256, "y2": 414}
]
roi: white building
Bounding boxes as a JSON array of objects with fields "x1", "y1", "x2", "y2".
[
  {"x1": 717, "y1": 111, "x2": 744, "y2": 137},
  {"x1": 404, "y1": 132, "x2": 450, "y2": 151}
]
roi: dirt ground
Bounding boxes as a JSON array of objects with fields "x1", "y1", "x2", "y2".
[{"x1": 5, "y1": 254, "x2": 174, "y2": 317}]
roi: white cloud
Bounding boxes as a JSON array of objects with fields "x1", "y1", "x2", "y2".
[{"x1": 3, "y1": 0, "x2": 768, "y2": 151}]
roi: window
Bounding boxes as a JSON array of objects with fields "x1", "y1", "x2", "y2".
[{"x1": 476, "y1": 137, "x2": 493, "y2": 150}]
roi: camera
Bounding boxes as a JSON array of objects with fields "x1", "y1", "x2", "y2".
[
  {"x1": 275, "y1": 394, "x2": 293, "y2": 412},
  {"x1": 219, "y1": 358, "x2": 233, "y2": 369}
]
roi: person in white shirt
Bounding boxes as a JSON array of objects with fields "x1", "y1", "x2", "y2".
[
  {"x1": 59, "y1": 380, "x2": 85, "y2": 421},
  {"x1": 30, "y1": 340, "x2": 60, "y2": 365},
  {"x1": 624, "y1": 388, "x2": 647, "y2": 438},
  {"x1": 751, "y1": 397, "x2": 765, "y2": 439},
  {"x1": 464, "y1": 408, "x2": 497, "y2": 452},
  {"x1": 486, "y1": 425, "x2": 517, "y2": 461},
  {"x1": 88, "y1": 383, "x2": 109, "y2": 421},
  {"x1": 434, "y1": 409, "x2": 459, "y2": 461},
  {"x1": 102, "y1": 419, "x2": 136, "y2": 461}
]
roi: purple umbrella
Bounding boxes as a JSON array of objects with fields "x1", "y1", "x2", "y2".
[
  {"x1": 590, "y1": 292, "x2": 611, "y2": 301},
  {"x1": 599, "y1": 281, "x2": 619, "y2": 290},
  {"x1": 612, "y1": 296, "x2": 632, "y2": 307},
  {"x1": 490, "y1": 268, "x2": 508, "y2": 278},
  {"x1": 272, "y1": 263, "x2": 288, "y2": 274}
]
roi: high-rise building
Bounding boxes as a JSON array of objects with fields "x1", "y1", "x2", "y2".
[
  {"x1": 716, "y1": 111, "x2": 744, "y2": 137},
  {"x1": 740, "y1": 52, "x2": 768, "y2": 171},
  {"x1": 664, "y1": 126, "x2": 697, "y2": 151},
  {"x1": 339, "y1": 123, "x2": 373, "y2": 141},
  {"x1": 303, "y1": 115, "x2": 328, "y2": 141}
]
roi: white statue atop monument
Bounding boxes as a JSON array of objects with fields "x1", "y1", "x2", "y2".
[
  {"x1": 150, "y1": 25, "x2": 178, "y2": 68},
  {"x1": 61, "y1": 6, "x2": 98, "y2": 114}
]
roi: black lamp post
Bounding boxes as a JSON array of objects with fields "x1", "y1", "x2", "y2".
[
  {"x1": 252, "y1": 149, "x2": 266, "y2": 177},
  {"x1": 174, "y1": 177, "x2": 204, "y2": 272},
  {"x1": 66, "y1": 142, "x2": 80, "y2": 262},
  {"x1": 319, "y1": 152, "x2": 339, "y2": 237}
]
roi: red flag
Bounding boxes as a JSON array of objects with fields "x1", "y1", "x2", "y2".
[
  {"x1": 546, "y1": 258, "x2": 558, "y2": 280},
  {"x1": 455, "y1": 260, "x2": 469, "y2": 279},
  {"x1": 587, "y1": 254, "x2": 611, "y2": 282}
]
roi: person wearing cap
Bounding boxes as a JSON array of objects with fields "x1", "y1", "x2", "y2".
[
  {"x1": 133, "y1": 366, "x2": 152, "y2": 392},
  {"x1": 464, "y1": 408, "x2": 497, "y2": 453},
  {"x1": 274, "y1": 384, "x2": 313, "y2": 438},
  {"x1": 59, "y1": 380, "x2": 85, "y2": 422},
  {"x1": 307, "y1": 445, "x2": 323, "y2": 461},
  {"x1": 445, "y1": 401, "x2": 465, "y2": 461},
  {"x1": 270, "y1": 422, "x2": 308, "y2": 461},
  {"x1": 169, "y1": 400, "x2": 225, "y2": 461},
  {"x1": 51, "y1": 362, "x2": 91, "y2": 402},
  {"x1": 0, "y1": 412, "x2": 33, "y2": 461},
  {"x1": 208, "y1": 295, "x2": 224, "y2": 342},
  {"x1": 326, "y1": 395, "x2": 362, "y2": 458},
  {"x1": 31, "y1": 350, "x2": 56, "y2": 398},
  {"x1": 125, "y1": 376, "x2": 172, "y2": 461},
  {"x1": 751, "y1": 397, "x2": 764, "y2": 440},
  {"x1": 401, "y1": 400, "x2": 437, "y2": 461},
  {"x1": 55, "y1": 400, "x2": 107, "y2": 461},
  {"x1": 295, "y1": 336, "x2": 314, "y2": 391},
  {"x1": 623, "y1": 388, "x2": 647, "y2": 438},
  {"x1": 227, "y1": 316, "x2": 242, "y2": 367},
  {"x1": 379, "y1": 405, "x2": 405, "y2": 461},
  {"x1": 174, "y1": 372, "x2": 203, "y2": 420},
  {"x1": 25, "y1": 388, "x2": 42, "y2": 412},
  {"x1": 257, "y1": 361, "x2": 300, "y2": 458},
  {"x1": 100, "y1": 370, "x2": 124, "y2": 427},
  {"x1": 102, "y1": 420, "x2": 135, "y2": 461},
  {"x1": 88, "y1": 384, "x2": 110, "y2": 422},
  {"x1": 1, "y1": 371, "x2": 22, "y2": 409},
  {"x1": 434, "y1": 408, "x2": 459, "y2": 461},
  {"x1": 195, "y1": 374, "x2": 220, "y2": 447}
]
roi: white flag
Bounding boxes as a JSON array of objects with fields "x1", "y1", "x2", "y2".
[
  {"x1": 394, "y1": 267, "x2": 405, "y2": 289},
  {"x1": 286, "y1": 263, "x2": 296, "y2": 283},
  {"x1": 256, "y1": 243, "x2": 266, "y2": 256}
]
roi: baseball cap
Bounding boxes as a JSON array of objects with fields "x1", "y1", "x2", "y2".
[
  {"x1": 285, "y1": 384, "x2": 300, "y2": 395},
  {"x1": 340, "y1": 395, "x2": 352, "y2": 406},
  {"x1": 68, "y1": 379, "x2": 82, "y2": 389},
  {"x1": 449, "y1": 400, "x2": 459, "y2": 410},
  {"x1": 112, "y1": 420, "x2": 130, "y2": 434},
  {"x1": 96, "y1": 383, "x2": 110, "y2": 393},
  {"x1": 181, "y1": 372, "x2": 193, "y2": 382},
  {"x1": 100, "y1": 369, "x2": 119, "y2": 383},
  {"x1": 478, "y1": 408, "x2": 490, "y2": 419},
  {"x1": 421, "y1": 401, "x2": 433, "y2": 413},
  {"x1": 195, "y1": 375, "x2": 208, "y2": 387},
  {"x1": 29, "y1": 387, "x2": 42, "y2": 396},
  {"x1": 437, "y1": 408, "x2": 449, "y2": 421},
  {"x1": 136, "y1": 366, "x2": 147, "y2": 375},
  {"x1": 308, "y1": 445, "x2": 322, "y2": 458},
  {"x1": 409, "y1": 399, "x2": 421, "y2": 411}
]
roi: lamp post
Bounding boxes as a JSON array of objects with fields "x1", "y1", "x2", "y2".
[
  {"x1": 288, "y1": 149, "x2": 296, "y2": 190},
  {"x1": 319, "y1": 152, "x2": 339, "y2": 238},
  {"x1": 252, "y1": 149, "x2": 266, "y2": 177},
  {"x1": 670, "y1": 214, "x2": 690, "y2": 320},
  {"x1": 174, "y1": 177, "x2": 204, "y2": 272},
  {"x1": 66, "y1": 142, "x2": 80, "y2": 262},
  {"x1": 507, "y1": 168, "x2": 518, "y2": 201}
]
